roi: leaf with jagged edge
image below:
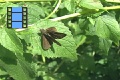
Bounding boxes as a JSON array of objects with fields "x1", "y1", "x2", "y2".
[
  {"x1": 19, "y1": 20, "x2": 77, "y2": 60},
  {"x1": 0, "y1": 28, "x2": 35, "y2": 80},
  {"x1": 95, "y1": 15, "x2": 120, "y2": 45},
  {"x1": 80, "y1": 0, "x2": 103, "y2": 9},
  {"x1": 0, "y1": 28, "x2": 23, "y2": 54}
]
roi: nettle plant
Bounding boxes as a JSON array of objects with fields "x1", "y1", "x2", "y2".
[{"x1": 0, "y1": 0, "x2": 120, "y2": 80}]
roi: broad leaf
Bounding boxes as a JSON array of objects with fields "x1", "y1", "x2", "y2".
[
  {"x1": 80, "y1": 0, "x2": 103, "y2": 9},
  {"x1": 98, "y1": 38, "x2": 112, "y2": 53},
  {"x1": 63, "y1": 0, "x2": 75, "y2": 13},
  {"x1": 19, "y1": 20, "x2": 77, "y2": 60},
  {"x1": 26, "y1": 3, "x2": 45, "y2": 24},
  {"x1": 0, "y1": 28, "x2": 23, "y2": 54},
  {"x1": 95, "y1": 15, "x2": 120, "y2": 44},
  {"x1": 0, "y1": 44, "x2": 35, "y2": 80}
]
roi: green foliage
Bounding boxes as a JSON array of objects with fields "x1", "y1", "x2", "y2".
[
  {"x1": 0, "y1": 0, "x2": 120, "y2": 80},
  {"x1": 18, "y1": 20, "x2": 77, "y2": 59},
  {"x1": 80, "y1": 0, "x2": 103, "y2": 9}
]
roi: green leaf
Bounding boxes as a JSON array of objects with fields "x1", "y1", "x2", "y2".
[
  {"x1": 37, "y1": 20, "x2": 77, "y2": 60},
  {"x1": 26, "y1": 3, "x2": 46, "y2": 24},
  {"x1": 0, "y1": 44, "x2": 35, "y2": 80},
  {"x1": 20, "y1": 20, "x2": 77, "y2": 60},
  {"x1": 0, "y1": 44, "x2": 16, "y2": 59},
  {"x1": 79, "y1": 54, "x2": 95, "y2": 70},
  {"x1": 99, "y1": 38, "x2": 112, "y2": 53},
  {"x1": 74, "y1": 35, "x2": 86, "y2": 48},
  {"x1": 0, "y1": 28, "x2": 23, "y2": 54},
  {"x1": 95, "y1": 15, "x2": 120, "y2": 44},
  {"x1": 0, "y1": 58, "x2": 35, "y2": 80},
  {"x1": 30, "y1": 33, "x2": 42, "y2": 54},
  {"x1": 0, "y1": 3, "x2": 19, "y2": 14},
  {"x1": 105, "y1": 0, "x2": 120, "y2": 3},
  {"x1": 80, "y1": 0, "x2": 103, "y2": 9},
  {"x1": 0, "y1": 67, "x2": 8, "y2": 75},
  {"x1": 63, "y1": 0, "x2": 75, "y2": 13},
  {"x1": 0, "y1": 28, "x2": 35, "y2": 79}
]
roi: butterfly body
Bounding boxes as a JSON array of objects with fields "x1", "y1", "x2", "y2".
[{"x1": 40, "y1": 27, "x2": 66, "y2": 50}]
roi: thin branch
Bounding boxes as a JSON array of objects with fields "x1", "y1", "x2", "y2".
[
  {"x1": 50, "y1": 13, "x2": 80, "y2": 21},
  {"x1": 16, "y1": 13, "x2": 81, "y2": 31},
  {"x1": 45, "y1": 0, "x2": 62, "y2": 19}
]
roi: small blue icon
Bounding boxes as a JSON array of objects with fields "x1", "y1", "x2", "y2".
[
  {"x1": 12, "y1": 7, "x2": 22, "y2": 12},
  {"x1": 7, "y1": 7, "x2": 28, "y2": 29},
  {"x1": 12, "y1": 22, "x2": 22, "y2": 28},
  {"x1": 12, "y1": 13, "x2": 22, "y2": 21}
]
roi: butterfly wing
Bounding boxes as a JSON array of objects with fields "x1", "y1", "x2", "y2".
[
  {"x1": 46, "y1": 35, "x2": 61, "y2": 46},
  {"x1": 42, "y1": 34, "x2": 61, "y2": 49},
  {"x1": 49, "y1": 32, "x2": 66, "y2": 39},
  {"x1": 42, "y1": 34, "x2": 52, "y2": 50},
  {"x1": 40, "y1": 27, "x2": 66, "y2": 50},
  {"x1": 46, "y1": 27, "x2": 57, "y2": 32},
  {"x1": 46, "y1": 27, "x2": 66, "y2": 39},
  {"x1": 41, "y1": 29, "x2": 53, "y2": 50}
]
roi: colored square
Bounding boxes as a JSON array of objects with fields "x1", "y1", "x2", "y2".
[
  {"x1": 12, "y1": 13, "x2": 22, "y2": 21},
  {"x1": 23, "y1": 12, "x2": 26, "y2": 15},
  {"x1": 23, "y1": 16, "x2": 26, "y2": 19},
  {"x1": 12, "y1": 22, "x2": 22, "y2": 28},
  {"x1": 8, "y1": 12, "x2": 11, "y2": 15},
  {"x1": 8, "y1": 7, "x2": 12, "y2": 11},
  {"x1": 8, "y1": 24, "x2": 11, "y2": 28},
  {"x1": 8, "y1": 16, "x2": 11, "y2": 19},
  {"x1": 12, "y1": 7, "x2": 22, "y2": 12},
  {"x1": 8, "y1": 20, "x2": 11, "y2": 23},
  {"x1": 23, "y1": 24, "x2": 27, "y2": 28},
  {"x1": 23, "y1": 8, "x2": 27, "y2": 11},
  {"x1": 23, "y1": 20, "x2": 26, "y2": 23}
]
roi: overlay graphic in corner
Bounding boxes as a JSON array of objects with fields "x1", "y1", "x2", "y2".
[{"x1": 7, "y1": 7, "x2": 28, "y2": 29}]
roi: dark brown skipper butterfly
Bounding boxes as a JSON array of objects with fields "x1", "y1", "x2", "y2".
[{"x1": 40, "y1": 27, "x2": 66, "y2": 50}]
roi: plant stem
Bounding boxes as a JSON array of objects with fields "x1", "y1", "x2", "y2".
[
  {"x1": 104, "y1": 6, "x2": 120, "y2": 10},
  {"x1": 51, "y1": 13, "x2": 80, "y2": 21},
  {"x1": 45, "y1": 0, "x2": 62, "y2": 19},
  {"x1": 42, "y1": 55, "x2": 46, "y2": 63},
  {"x1": 53, "y1": 60, "x2": 64, "y2": 73}
]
